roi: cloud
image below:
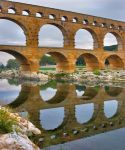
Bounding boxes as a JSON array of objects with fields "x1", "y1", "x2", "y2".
[{"x1": 8, "y1": 0, "x2": 125, "y2": 21}]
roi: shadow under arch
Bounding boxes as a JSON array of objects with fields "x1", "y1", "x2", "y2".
[
  {"x1": 38, "y1": 22, "x2": 68, "y2": 47},
  {"x1": 76, "y1": 85, "x2": 99, "y2": 100},
  {"x1": 40, "y1": 81, "x2": 69, "y2": 104},
  {"x1": 0, "y1": 17, "x2": 27, "y2": 45},
  {"x1": 0, "y1": 49, "x2": 31, "y2": 72},
  {"x1": 74, "y1": 28, "x2": 99, "y2": 49},
  {"x1": 105, "y1": 86, "x2": 123, "y2": 97},
  {"x1": 8, "y1": 84, "x2": 31, "y2": 108},
  {"x1": 105, "y1": 54, "x2": 124, "y2": 69},
  {"x1": 76, "y1": 53, "x2": 99, "y2": 70}
]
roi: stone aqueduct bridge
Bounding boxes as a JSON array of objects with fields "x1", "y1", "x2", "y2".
[{"x1": 1, "y1": 1, "x2": 125, "y2": 73}]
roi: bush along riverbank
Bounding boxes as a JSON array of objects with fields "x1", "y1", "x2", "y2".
[{"x1": 0, "y1": 107, "x2": 41, "y2": 150}]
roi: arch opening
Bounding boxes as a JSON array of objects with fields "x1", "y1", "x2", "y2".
[
  {"x1": 75, "y1": 28, "x2": 98, "y2": 49},
  {"x1": 0, "y1": 79, "x2": 21, "y2": 106},
  {"x1": 110, "y1": 24, "x2": 115, "y2": 29},
  {"x1": 75, "y1": 103, "x2": 94, "y2": 124},
  {"x1": 105, "y1": 86, "x2": 122, "y2": 97},
  {"x1": 72, "y1": 17, "x2": 78, "y2": 23},
  {"x1": 36, "y1": 12, "x2": 43, "y2": 18},
  {"x1": 61, "y1": 16, "x2": 68, "y2": 22},
  {"x1": 92, "y1": 21, "x2": 97, "y2": 26},
  {"x1": 40, "y1": 81, "x2": 68, "y2": 104},
  {"x1": 8, "y1": 8, "x2": 16, "y2": 14},
  {"x1": 0, "y1": 19, "x2": 26, "y2": 45},
  {"x1": 49, "y1": 14, "x2": 55, "y2": 20},
  {"x1": 104, "y1": 32, "x2": 122, "y2": 51},
  {"x1": 0, "y1": 51, "x2": 31, "y2": 72},
  {"x1": 83, "y1": 19, "x2": 89, "y2": 25},
  {"x1": 101, "y1": 23, "x2": 107, "y2": 28},
  {"x1": 40, "y1": 107, "x2": 65, "y2": 130},
  {"x1": 39, "y1": 24, "x2": 64, "y2": 47},
  {"x1": 22, "y1": 10, "x2": 30, "y2": 16},
  {"x1": 76, "y1": 85, "x2": 99, "y2": 100},
  {"x1": 40, "y1": 52, "x2": 69, "y2": 73},
  {"x1": 104, "y1": 100, "x2": 118, "y2": 118},
  {"x1": 76, "y1": 53, "x2": 99, "y2": 71},
  {"x1": 105, "y1": 55, "x2": 124, "y2": 70}
]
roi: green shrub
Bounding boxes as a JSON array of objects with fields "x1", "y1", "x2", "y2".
[
  {"x1": 55, "y1": 73, "x2": 68, "y2": 78},
  {"x1": 0, "y1": 107, "x2": 18, "y2": 133},
  {"x1": 93, "y1": 69, "x2": 101, "y2": 75}
]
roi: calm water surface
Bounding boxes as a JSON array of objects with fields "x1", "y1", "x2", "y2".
[{"x1": 1, "y1": 78, "x2": 125, "y2": 150}]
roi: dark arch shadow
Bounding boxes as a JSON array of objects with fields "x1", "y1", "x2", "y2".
[
  {"x1": 105, "y1": 86, "x2": 123, "y2": 97},
  {"x1": 76, "y1": 53, "x2": 99, "y2": 71},
  {"x1": 105, "y1": 54, "x2": 124, "y2": 69}
]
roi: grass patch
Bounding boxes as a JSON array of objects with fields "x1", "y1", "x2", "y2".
[
  {"x1": 93, "y1": 69, "x2": 101, "y2": 75},
  {"x1": 55, "y1": 73, "x2": 69, "y2": 78},
  {"x1": 39, "y1": 67, "x2": 56, "y2": 71},
  {"x1": 0, "y1": 107, "x2": 18, "y2": 134}
]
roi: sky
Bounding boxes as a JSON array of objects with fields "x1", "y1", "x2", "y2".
[{"x1": 0, "y1": 0, "x2": 124, "y2": 65}]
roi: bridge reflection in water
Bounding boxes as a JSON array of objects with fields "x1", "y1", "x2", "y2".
[{"x1": 1, "y1": 79, "x2": 125, "y2": 148}]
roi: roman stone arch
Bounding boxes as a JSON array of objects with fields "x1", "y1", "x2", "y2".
[
  {"x1": 105, "y1": 54, "x2": 124, "y2": 69},
  {"x1": 0, "y1": 49, "x2": 31, "y2": 72},
  {"x1": 38, "y1": 22, "x2": 68, "y2": 48},
  {"x1": 74, "y1": 28, "x2": 99, "y2": 49},
  {"x1": 76, "y1": 53, "x2": 99, "y2": 70},
  {"x1": 40, "y1": 51, "x2": 70, "y2": 72},
  {"x1": 0, "y1": 17, "x2": 27, "y2": 45},
  {"x1": 103, "y1": 31, "x2": 123, "y2": 51}
]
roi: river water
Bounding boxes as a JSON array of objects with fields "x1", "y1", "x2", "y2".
[{"x1": 1, "y1": 78, "x2": 125, "y2": 150}]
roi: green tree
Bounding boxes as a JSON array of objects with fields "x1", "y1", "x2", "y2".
[
  {"x1": 40, "y1": 55, "x2": 56, "y2": 66},
  {"x1": 104, "y1": 45, "x2": 118, "y2": 51},
  {"x1": 6, "y1": 59, "x2": 20, "y2": 70}
]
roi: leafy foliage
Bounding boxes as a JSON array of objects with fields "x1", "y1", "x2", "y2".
[
  {"x1": 6, "y1": 59, "x2": 20, "y2": 70},
  {"x1": 104, "y1": 45, "x2": 118, "y2": 51},
  {"x1": 0, "y1": 107, "x2": 18, "y2": 133},
  {"x1": 93, "y1": 69, "x2": 101, "y2": 75},
  {"x1": 40, "y1": 55, "x2": 56, "y2": 66}
]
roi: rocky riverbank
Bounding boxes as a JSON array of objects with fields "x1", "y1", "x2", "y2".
[
  {"x1": 0, "y1": 70, "x2": 49, "y2": 82},
  {"x1": 0, "y1": 107, "x2": 41, "y2": 150},
  {"x1": 50, "y1": 69, "x2": 125, "y2": 84},
  {"x1": 1, "y1": 69, "x2": 125, "y2": 85}
]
